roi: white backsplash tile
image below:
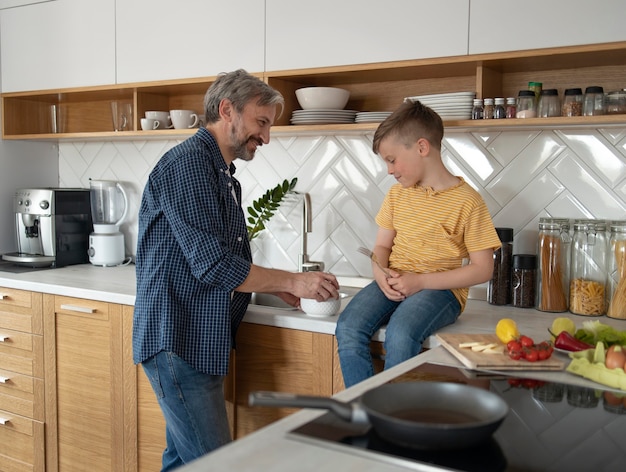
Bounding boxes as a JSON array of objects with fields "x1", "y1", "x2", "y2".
[{"x1": 59, "y1": 126, "x2": 626, "y2": 276}]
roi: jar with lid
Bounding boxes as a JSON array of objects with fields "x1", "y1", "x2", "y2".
[
  {"x1": 505, "y1": 97, "x2": 517, "y2": 118},
  {"x1": 538, "y1": 89, "x2": 560, "y2": 117},
  {"x1": 528, "y1": 81, "x2": 542, "y2": 104},
  {"x1": 583, "y1": 86, "x2": 605, "y2": 116},
  {"x1": 569, "y1": 220, "x2": 607, "y2": 316},
  {"x1": 512, "y1": 254, "x2": 537, "y2": 308},
  {"x1": 487, "y1": 228, "x2": 514, "y2": 305},
  {"x1": 483, "y1": 98, "x2": 494, "y2": 119},
  {"x1": 561, "y1": 88, "x2": 583, "y2": 116},
  {"x1": 516, "y1": 90, "x2": 537, "y2": 118},
  {"x1": 606, "y1": 221, "x2": 626, "y2": 319},
  {"x1": 471, "y1": 98, "x2": 484, "y2": 120},
  {"x1": 537, "y1": 218, "x2": 571, "y2": 312},
  {"x1": 605, "y1": 90, "x2": 626, "y2": 115},
  {"x1": 493, "y1": 98, "x2": 506, "y2": 119}
]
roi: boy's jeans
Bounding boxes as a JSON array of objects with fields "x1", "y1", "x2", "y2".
[
  {"x1": 141, "y1": 351, "x2": 231, "y2": 471},
  {"x1": 335, "y1": 281, "x2": 460, "y2": 388}
]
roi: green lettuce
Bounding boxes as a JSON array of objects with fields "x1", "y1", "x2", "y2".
[{"x1": 574, "y1": 320, "x2": 626, "y2": 347}]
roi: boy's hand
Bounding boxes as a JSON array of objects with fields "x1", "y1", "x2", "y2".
[{"x1": 376, "y1": 270, "x2": 405, "y2": 301}]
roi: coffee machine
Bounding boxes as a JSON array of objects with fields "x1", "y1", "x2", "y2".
[{"x1": 2, "y1": 188, "x2": 92, "y2": 268}]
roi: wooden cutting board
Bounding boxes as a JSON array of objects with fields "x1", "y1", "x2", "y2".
[{"x1": 436, "y1": 333, "x2": 566, "y2": 371}]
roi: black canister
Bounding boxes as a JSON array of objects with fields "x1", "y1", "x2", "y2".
[
  {"x1": 487, "y1": 227, "x2": 514, "y2": 305},
  {"x1": 512, "y1": 254, "x2": 537, "y2": 308}
]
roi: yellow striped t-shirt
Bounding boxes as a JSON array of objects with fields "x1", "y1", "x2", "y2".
[{"x1": 375, "y1": 177, "x2": 501, "y2": 311}]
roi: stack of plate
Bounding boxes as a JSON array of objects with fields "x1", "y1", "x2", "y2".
[
  {"x1": 355, "y1": 111, "x2": 393, "y2": 123},
  {"x1": 404, "y1": 91, "x2": 476, "y2": 120},
  {"x1": 291, "y1": 109, "x2": 357, "y2": 125}
]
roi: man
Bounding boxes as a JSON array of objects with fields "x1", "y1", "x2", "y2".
[{"x1": 133, "y1": 69, "x2": 339, "y2": 470}]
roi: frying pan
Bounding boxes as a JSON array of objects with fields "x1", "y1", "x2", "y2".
[{"x1": 249, "y1": 381, "x2": 508, "y2": 450}]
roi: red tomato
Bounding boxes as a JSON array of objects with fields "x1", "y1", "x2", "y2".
[
  {"x1": 507, "y1": 340, "x2": 522, "y2": 352},
  {"x1": 524, "y1": 349, "x2": 539, "y2": 362},
  {"x1": 520, "y1": 335, "x2": 534, "y2": 348},
  {"x1": 509, "y1": 350, "x2": 522, "y2": 360}
]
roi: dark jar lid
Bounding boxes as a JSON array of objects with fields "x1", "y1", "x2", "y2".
[
  {"x1": 513, "y1": 254, "x2": 537, "y2": 270},
  {"x1": 585, "y1": 85, "x2": 604, "y2": 94},
  {"x1": 540, "y1": 89, "x2": 559, "y2": 96},
  {"x1": 564, "y1": 88, "x2": 583, "y2": 96},
  {"x1": 495, "y1": 227, "x2": 514, "y2": 243},
  {"x1": 518, "y1": 90, "x2": 536, "y2": 97}
]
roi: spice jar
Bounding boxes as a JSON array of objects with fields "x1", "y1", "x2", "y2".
[
  {"x1": 505, "y1": 97, "x2": 517, "y2": 118},
  {"x1": 528, "y1": 81, "x2": 542, "y2": 104},
  {"x1": 516, "y1": 90, "x2": 537, "y2": 118},
  {"x1": 606, "y1": 221, "x2": 626, "y2": 319},
  {"x1": 512, "y1": 254, "x2": 537, "y2": 308},
  {"x1": 483, "y1": 98, "x2": 495, "y2": 119},
  {"x1": 487, "y1": 228, "x2": 514, "y2": 305},
  {"x1": 537, "y1": 218, "x2": 570, "y2": 312},
  {"x1": 538, "y1": 89, "x2": 560, "y2": 117},
  {"x1": 583, "y1": 86, "x2": 605, "y2": 116},
  {"x1": 569, "y1": 220, "x2": 607, "y2": 316},
  {"x1": 561, "y1": 88, "x2": 583, "y2": 116},
  {"x1": 471, "y1": 98, "x2": 484, "y2": 120},
  {"x1": 605, "y1": 90, "x2": 626, "y2": 115},
  {"x1": 494, "y1": 97, "x2": 506, "y2": 119}
]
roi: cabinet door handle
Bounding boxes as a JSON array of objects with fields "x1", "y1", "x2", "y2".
[
  {"x1": 0, "y1": 293, "x2": 7, "y2": 299},
  {"x1": 0, "y1": 376, "x2": 8, "y2": 383},
  {"x1": 60, "y1": 304, "x2": 96, "y2": 314},
  {"x1": 0, "y1": 417, "x2": 9, "y2": 425},
  {"x1": 0, "y1": 334, "x2": 8, "y2": 342}
]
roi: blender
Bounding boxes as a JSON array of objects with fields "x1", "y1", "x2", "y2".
[{"x1": 88, "y1": 180, "x2": 128, "y2": 266}]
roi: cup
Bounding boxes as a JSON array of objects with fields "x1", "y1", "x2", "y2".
[
  {"x1": 111, "y1": 101, "x2": 133, "y2": 131},
  {"x1": 145, "y1": 111, "x2": 172, "y2": 129},
  {"x1": 140, "y1": 118, "x2": 160, "y2": 130},
  {"x1": 170, "y1": 109, "x2": 199, "y2": 129},
  {"x1": 49, "y1": 103, "x2": 66, "y2": 133}
]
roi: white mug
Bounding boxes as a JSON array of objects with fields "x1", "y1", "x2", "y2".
[
  {"x1": 140, "y1": 118, "x2": 160, "y2": 131},
  {"x1": 145, "y1": 111, "x2": 172, "y2": 129},
  {"x1": 170, "y1": 109, "x2": 199, "y2": 129}
]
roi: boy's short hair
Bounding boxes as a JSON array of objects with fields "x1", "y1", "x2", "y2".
[{"x1": 372, "y1": 100, "x2": 443, "y2": 154}]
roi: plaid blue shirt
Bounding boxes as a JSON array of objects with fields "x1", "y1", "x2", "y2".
[{"x1": 133, "y1": 128, "x2": 252, "y2": 375}]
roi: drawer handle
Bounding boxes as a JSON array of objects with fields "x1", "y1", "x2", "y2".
[
  {"x1": 0, "y1": 376, "x2": 8, "y2": 383},
  {"x1": 0, "y1": 334, "x2": 8, "y2": 342},
  {"x1": 60, "y1": 304, "x2": 96, "y2": 314},
  {"x1": 0, "y1": 293, "x2": 7, "y2": 299},
  {"x1": 0, "y1": 417, "x2": 9, "y2": 425}
]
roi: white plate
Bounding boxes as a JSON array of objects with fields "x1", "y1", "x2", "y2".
[
  {"x1": 405, "y1": 91, "x2": 476, "y2": 101},
  {"x1": 292, "y1": 109, "x2": 357, "y2": 115},
  {"x1": 290, "y1": 119, "x2": 355, "y2": 124}
]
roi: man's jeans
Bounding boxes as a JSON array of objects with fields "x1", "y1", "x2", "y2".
[
  {"x1": 141, "y1": 351, "x2": 231, "y2": 471},
  {"x1": 335, "y1": 281, "x2": 460, "y2": 388}
]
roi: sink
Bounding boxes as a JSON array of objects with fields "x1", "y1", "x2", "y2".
[{"x1": 249, "y1": 286, "x2": 360, "y2": 311}]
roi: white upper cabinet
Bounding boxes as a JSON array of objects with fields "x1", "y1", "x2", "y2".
[
  {"x1": 0, "y1": 0, "x2": 54, "y2": 8},
  {"x1": 0, "y1": 0, "x2": 115, "y2": 92},
  {"x1": 469, "y1": 0, "x2": 626, "y2": 54},
  {"x1": 265, "y1": 0, "x2": 470, "y2": 71},
  {"x1": 115, "y1": 0, "x2": 265, "y2": 84}
]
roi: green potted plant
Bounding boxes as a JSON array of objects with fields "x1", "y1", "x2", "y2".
[{"x1": 246, "y1": 178, "x2": 298, "y2": 241}]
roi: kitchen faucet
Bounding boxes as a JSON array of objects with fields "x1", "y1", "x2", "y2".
[{"x1": 298, "y1": 192, "x2": 324, "y2": 272}]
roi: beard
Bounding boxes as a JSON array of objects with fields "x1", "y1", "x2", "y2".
[{"x1": 229, "y1": 115, "x2": 261, "y2": 162}]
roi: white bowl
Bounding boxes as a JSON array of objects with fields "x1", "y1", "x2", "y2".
[
  {"x1": 300, "y1": 296, "x2": 342, "y2": 317},
  {"x1": 295, "y1": 87, "x2": 350, "y2": 110}
]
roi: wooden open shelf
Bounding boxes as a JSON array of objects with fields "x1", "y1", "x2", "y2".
[{"x1": 2, "y1": 42, "x2": 626, "y2": 140}]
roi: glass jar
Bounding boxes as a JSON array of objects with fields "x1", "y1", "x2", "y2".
[
  {"x1": 483, "y1": 98, "x2": 495, "y2": 119},
  {"x1": 561, "y1": 88, "x2": 583, "y2": 116},
  {"x1": 569, "y1": 220, "x2": 607, "y2": 316},
  {"x1": 605, "y1": 90, "x2": 626, "y2": 115},
  {"x1": 505, "y1": 97, "x2": 517, "y2": 118},
  {"x1": 487, "y1": 228, "x2": 514, "y2": 305},
  {"x1": 516, "y1": 90, "x2": 537, "y2": 118},
  {"x1": 537, "y1": 218, "x2": 570, "y2": 312},
  {"x1": 494, "y1": 97, "x2": 506, "y2": 119},
  {"x1": 471, "y1": 98, "x2": 484, "y2": 120},
  {"x1": 583, "y1": 85, "x2": 605, "y2": 116},
  {"x1": 538, "y1": 89, "x2": 560, "y2": 117},
  {"x1": 528, "y1": 81, "x2": 542, "y2": 104},
  {"x1": 512, "y1": 254, "x2": 537, "y2": 308},
  {"x1": 606, "y1": 221, "x2": 626, "y2": 319}
]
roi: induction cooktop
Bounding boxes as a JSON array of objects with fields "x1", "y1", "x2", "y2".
[{"x1": 288, "y1": 363, "x2": 626, "y2": 472}]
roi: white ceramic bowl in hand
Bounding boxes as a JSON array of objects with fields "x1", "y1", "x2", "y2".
[
  {"x1": 295, "y1": 87, "x2": 350, "y2": 110},
  {"x1": 300, "y1": 296, "x2": 342, "y2": 317}
]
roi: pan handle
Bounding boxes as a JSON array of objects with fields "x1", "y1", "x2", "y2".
[{"x1": 249, "y1": 391, "x2": 354, "y2": 422}]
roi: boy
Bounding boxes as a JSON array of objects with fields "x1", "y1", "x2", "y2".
[{"x1": 335, "y1": 100, "x2": 501, "y2": 387}]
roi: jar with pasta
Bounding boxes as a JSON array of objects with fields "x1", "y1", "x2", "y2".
[
  {"x1": 537, "y1": 218, "x2": 571, "y2": 312},
  {"x1": 607, "y1": 221, "x2": 626, "y2": 319},
  {"x1": 569, "y1": 220, "x2": 608, "y2": 316}
]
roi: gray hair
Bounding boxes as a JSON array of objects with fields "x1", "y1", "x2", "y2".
[{"x1": 203, "y1": 69, "x2": 284, "y2": 124}]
